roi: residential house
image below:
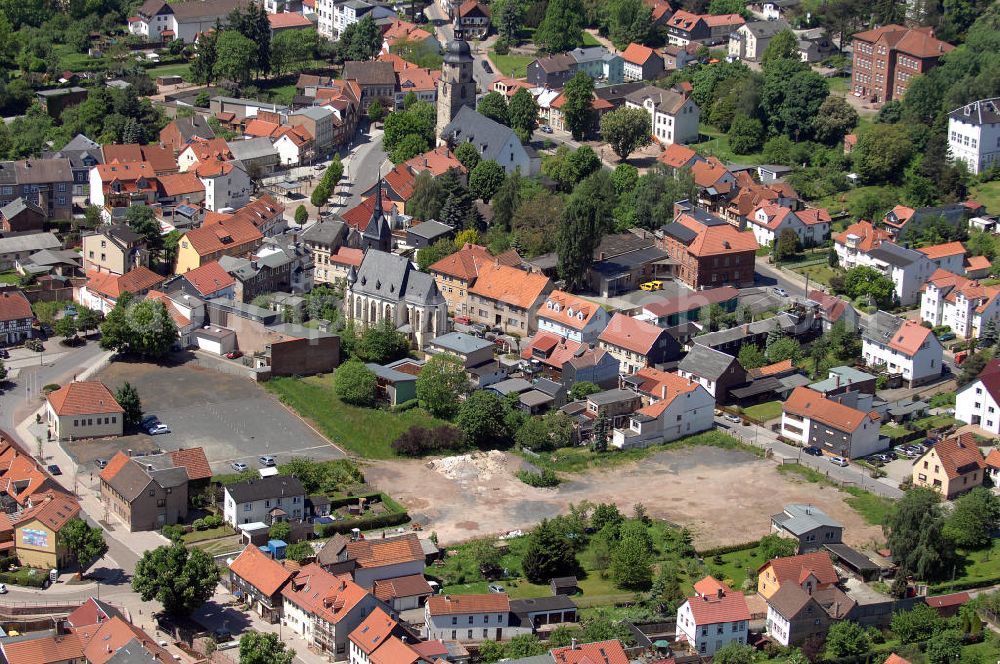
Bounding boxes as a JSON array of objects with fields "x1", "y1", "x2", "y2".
[
  {"x1": 223, "y1": 475, "x2": 307, "y2": 526},
  {"x1": 343, "y1": 61, "x2": 398, "y2": 109},
  {"x1": 0, "y1": 159, "x2": 74, "y2": 221},
  {"x1": 657, "y1": 210, "x2": 759, "y2": 289},
  {"x1": 467, "y1": 264, "x2": 552, "y2": 335},
  {"x1": 342, "y1": 533, "x2": 426, "y2": 587},
  {"x1": 344, "y1": 250, "x2": 448, "y2": 350},
  {"x1": 407, "y1": 220, "x2": 454, "y2": 249},
  {"x1": 622, "y1": 43, "x2": 664, "y2": 82},
  {"x1": 587, "y1": 232, "x2": 671, "y2": 298},
  {"x1": 568, "y1": 47, "x2": 624, "y2": 85},
  {"x1": 658, "y1": 143, "x2": 704, "y2": 171},
  {"x1": 551, "y1": 641, "x2": 629, "y2": 664},
  {"x1": 175, "y1": 215, "x2": 264, "y2": 273},
  {"x1": 766, "y1": 582, "x2": 854, "y2": 647},
  {"x1": 881, "y1": 203, "x2": 967, "y2": 242},
  {"x1": 440, "y1": 107, "x2": 540, "y2": 175},
  {"x1": 82, "y1": 224, "x2": 148, "y2": 275},
  {"x1": 833, "y1": 220, "x2": 892, "y2": 269},
  {"x1": 808, "y1": 290, "x2": 860, "y2": 333},
  {"x1": 102, "y1": 143, "x2": 178, "y2": 175},
  {"x1": 177, "y1": 137, "x2": 233, "y2": 172},
  {"x1": 156, "y1": 172, "x2": 206, "y2": 210},
  {"x1": 88, "y1": 162, "x2": 159, "y2": 216},
  {"x1": 427, "y1": 332, "x2": 497, "y2": 371},
  {"x1": 862, "y1": 312, "x2": 943, "y2": 387},
  {"x1": 425, "y1": 593, "x2": 529, "y2": 642},
  {"x1": 536, "y1": 290, "x2": 610, "y2": 344},
  {"x1": 728, "y1": 19, "x2": 790, "y2": 62},
  {"x1": 323, "y1": 0, "x2": 395, "y2": 40},
  {"x1": 227, "y1": 138, "x2": 280, "y2": 178},
  {"x1": 912, "y1": 432, "x2": 986, "y2": 499},
  {"x1": 176, "y1": 260, "x2": 237, "y2": 300},
  {"x1": 289, "y1": 106, "x2": 337, "y2": 153},
  {"x1": 78, "y1": 266, "x2": 165, "y2": 313},
  {"x1": 769, "y1": 505, "x2": 844, "y2": 554},
  {"x1": 274, "y1": 126, "x2": 316, "y2": 167},
  {"x1": 956, "y1": 358, "x2": 1000, "y2": 434},
  {"x1": 454, "y1": 0, "x2": 489, "y2": 39},
  {"x1": 916, "y1": 241, "x2": 967, "y2": 274},
  {"x1": 128, "y1": 0, "x2": 245, "y2": 42},
  {"x1": 99, "y1": 448, "x2": 210, "y2": 531},
  {"x1": 624, "y1": 85, "x2": 700, "y2": 145},
  {"x1": 0, "y1": 232, "x2": 61, "y2": 269},
  {"x1": 229, "y1": 544, "x2": 293, "y2": 622},
  {"x1": 637, "y1": 286, "x2": 739, "y2": 328},
  {"x1": 45, "y1": 381, "x2": 124, "y2": 440},
  {"x1": 303, "y1": 219, "x2": 351, "y2": 285},
  {"x1": 598, "y1": 313, "x2": 680, "y2": 375},
  {"x1": 218, "y1": 242, "x2": 309, "y2": 303},
  {"x1": 159, "y1": 116, "x2": 216, "y2": 155},
  {"x1": 666, "y1": 11, "x2": 744, "y2": 46},
  {"x1": 676, "y1": 577, "x2": 750, "y2": 656},
  {"x1": 948, "y1": 98, "x2": 1000, "y2": 175},
  {"x1": 611, "y1": 372, "x2": 714, "y2": 448},
  {"x1": 268, "y1": 11, "x2": 313, "y2": 34},
  {"x1": 757, "y1": 551, "x2": 839, "y2": 600},
  {"x1": 781, "y1": 386, "x2": 881, "y2": 459},
  {"x1": 835, "y1": 230, "x2": 936, "y2": 306},
  {"x1": 282, "y1": 563, "x2": 379, "y2": 656},
  {"x1": 395, "y1": 67, "x2": 440, "y2": 110},
  {"x1": 0, "y1": 198, "x2": 45, "y2": 235},
  {"x1": 850, "y1": 25, "x2": 953, "y2": 106},
  {"x1": 371, "y1": 146, "x2": 465, "y2": 214},
  {"x1": 10, "y1": 490, "x2": 82, "y2": 570},
  {"x1": 661, "y1": 43, "x2": 700, "y2": 69},
  {"x1": 42, "y1": 133, "x2": 103, "y2": 196},
  {"x1": 747, "y1": 203, "x2": 831, "y2": 248},
  {"x1": 920, "y1": 268, "x2": 1000, "y2": 339},
  {"x1": 429, "y1": 243, "x2": 520, "y2": 314},
  {"x1": 521, "y1": 334, "x2": 620, "y2": 388},
  {"x1": 0, "y1": 290, "x2": 34, "y2": 346},
  {"x1": 527, "y1": 53, "x2": 576, "y2": 89},
  {"x1": 381, "y1": 19, "x2": 438, "y2": 54},
  {"x1": 349, "y1": 608, "x2": 427, "y2": 664},
  {"x1": 676, "y1": 344, "x2": 747, "y2": 403}
]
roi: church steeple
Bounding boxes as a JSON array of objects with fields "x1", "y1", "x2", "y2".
[
  {"x1": 436, "y1": 36, "x2": 476, "y2": 143},
  {"x1": 362, "y1": 177, "x2": 391, "y2": 252}
]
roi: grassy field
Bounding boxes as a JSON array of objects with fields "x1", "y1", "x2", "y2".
[
  {"x1": 0, "y1": 271, "x2": 21, "y2": 285},
  {"x1": 972, "y1": 180, "x2": 1000, "y2": 216},
  {"x1": 690, "y1": 125, "x2": 765, "y2": 164},
  {"x1": 791, "y1": 263, "x2": 839, "y2": 288},
  {"x1": 182, "y1": 524, "x2": 235, "y2": 543},
  {"x1": 742, "y1": 400, "x2": 783, "y2": 422},
  {"x1": 145, "y1": 62, "x2": 192, "y2": 79},
  {"x1": 776, "y1": 464, "x2": 893, "y2": 526},
  {"x1": 265, "y1": 375, "x2": 447, "y2": 459},
  {"x1": 582, "y1": 32, "x2": 602, "y2": 46},
  {"x1": 936, "y1": 538, "x2": 1000, "y2": 591},
  {"x1": 488, "y1": 51, "x2": 534, "y2": 77},
  {"x1": 827, "y1": 75, "x2": 851, "y2": 96},
  {"x1": 191, "y1": 535, "x2": 242, "y2": 556},
  {"x1": 809, "y1": 184, "x2": 902, "y2": 217}
]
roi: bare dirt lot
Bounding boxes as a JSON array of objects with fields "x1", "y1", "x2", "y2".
[{"x1": 365, "y1": 446, "x2": 883, "y2": 548}]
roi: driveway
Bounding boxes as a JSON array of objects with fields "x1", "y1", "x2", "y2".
[{"x1": 64, "y1": 357, "x2": 344, "y2": 474}]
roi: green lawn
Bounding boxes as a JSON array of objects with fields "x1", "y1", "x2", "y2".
[
  {"x1": 827, "y1": 75, "x2": 851, "y2": 96},
  {"x1": 581, "y1": 32, "x2": 602, "y2": 46},
  {"x1": 809, "y1": 184, "x2": 902, "y2": 217},
  {"x1": 182, "y1": 524, "x2": 235, "y2": 543},
  {"x1": 881, "y1": 423, "x2": 912, "y2": 440},
  {"x1": 690, "y1": 124, "x2": 765, "y2": 165},
  {"x1": 191, "y1": 535, "x2": 242, "y2": 556},
  {"x1": 742, "y1": 400, "x2": 783, "y2": 422},
  {"x1": 791, "y1": 263, "x2": 839, "y2": 288},
  {"x1": 776, "y1": 464, "x2": 893, "y2": 526},
  {"x1": 935, "y1": 538, "x2": 1000, "y2": 591},
  {"x1": 707, "y1": 546, "x2": 767, "y2": 590},
  {"x1": 972, "y1": 180, "x2": 1000, "y2": 216},
  {"x1": 0, "y1": 271, "x2": 21, "y2": 284},
  {"x1": 264, "y1": 375, "x2": 448, "y2": 459},
  {"x1": 145, "y1": 62, "x2": 191, "y2": 79},
  {"x1": 488, "y1": 51, "x2": 534, "y2": 77}
]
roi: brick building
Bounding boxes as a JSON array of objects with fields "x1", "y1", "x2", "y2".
[
  {"x1": 850, "y1": 25, "x2": 953, "y2": 105},
  {"x1": 657, "y1": 210, "x2": 758, "y2": 289}
]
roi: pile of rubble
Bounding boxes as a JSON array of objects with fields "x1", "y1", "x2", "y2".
[{"x1": 428, "y1": 450, "x2": 509, "y2": 481}]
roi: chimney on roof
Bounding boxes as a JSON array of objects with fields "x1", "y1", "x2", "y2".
[
  {"x1": 571, "y1": 638, "x2": 578, "y2": 650},
  {"x1": 717, "y1": 587, "x2": 724, "y2": 599}
]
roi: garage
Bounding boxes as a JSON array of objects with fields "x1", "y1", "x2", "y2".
[{"x1": 194, "y1": 326, "x2": 236, "y2": 355}]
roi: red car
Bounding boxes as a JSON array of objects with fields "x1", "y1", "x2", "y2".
[
  {"x1": 454, "y1": 316, "x2": 471, "y2": 325},
  {"x1": 226, "y1": 350, "x2": 243, "y2": 359}
]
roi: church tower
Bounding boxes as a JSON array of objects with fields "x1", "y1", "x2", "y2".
[{"x1": 436, "y1": 35, "x2": 476, "y2": 143}]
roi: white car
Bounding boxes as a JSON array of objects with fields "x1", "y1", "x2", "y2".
[
  {"x1": 724, "y1": 413, "x2": 741, "y2": 423},
  {"x1": 830, "y1": 456, "x2": 849, "y2": 467},
  {"x1": 0, "y1": 583, "x2": 7, "y2": 594},
  {"x1": 148, "y1": 423, "x2": 170, "y2": 435},
  {"x1": 773, "y1": 287, "x2": 789, "y2": 297},
  {"x1": 231, "y1": 461, "x2": 249, "y2": 472}
]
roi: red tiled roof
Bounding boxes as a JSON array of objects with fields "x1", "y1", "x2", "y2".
[
  {"x1": 281, "y1": 563, "x2": 369, "y2": 625},
  {"x1": 693, "y1": 576, "x2": 729, "y2": 596},
  {"x1": 268, "y1": 12, "x2": 312, "y2": 28},
  {"x1": 759, "y1": 552, "x2": 838, "y2": 586},
  {"x1": 834, "y1": 220, "x2": 892, "y2": 253},
  {"x1": 520, "y1": 333, "x2": 586, "y2": 369},
  {"x1": 370, "y1": 637, "x2": 425, "y2": 664},
  {"x1": 536, "y1": 290, "x2": 604, "y2": 331},
  {"x1": 170, "y1": 447, "x2": 212, "y2": 481},
  {"x1": 86, "y1": 267, "x2": 164, "y2": 299},
  {"x1": 683, "y1": 582, "x2": 750, "y2": 625},
  {"x1": 747, "y1": 359, "x2": 794, "y2": 380},
  {"x1": 885, "y1": 655, "x2": 912, "y2": 664},
  {"x1": 0, "y1": 290, "x2": 33, "y2": 322},
  {"x1": 634, "y1": 373, "x2": 701, "y2": 417},
  {"x1": 330, "y1": 246, "x2": 364, "y2": 267},
  {"x1": 426, "y1": 593, "x2": 509, "y2": 616},
  {"x1": 77, "y1": 616, "x2": 171, "y2": 664},
  {"x1": 158, "y1": 172, "x2": 204, "y2": 197},
  {"x1": 551, "y1": 641, "x2": 630, "y2": 664},
  {"x1": 349, "y1": 607, "x2": 397, "y2": 655},
  {"x1": 966, "y1": 255, "x2": 991, "y2": 271},
  {"x1": 925, "y1": 592, "x2": 970, "y2": 609},
  {"x1": 146, "y1": 290, "x2": 191, "y2": 328},
  {"x1": 430, "y1": 243, "x2": 516, "y2": 281},
  {"x1": 382, "y1": 19, "x2": 434, "y2": 46},
  {"x1": 599, "y1": 313, "x2": 665, "y2": 355},
  {"x1": 469, "y1": 264, "x2": 551, "y2": 310},
  {"x1": 1, "y1": 633, "x2": 85, "y2": 664},
  {"x1": 14, "y1": 490, "x2": 80, "y2": 532},
  {"x1": 346, "y1": 533, "x2": 424, "y2": 568},
  {"x1": 244, "y1": 118, "x2": 282, "y2": 139},
  {"x1": 921, "y1": 433, "x2": 986, "y2": 480},
  {"x1": 783, "y1": 387, "x2": 878, "y2": 433},
  {"x1": 342, "y1": 194, "x2": 394, "y2": 231},
  {"x1": 675, "y1": 212, "x2": 759, "y2": 256},
  {"x1": 230, "y1": 544, "x2": 293, "y2": 597},
  {"x1": 658, "y1": 143, "x2": 699, "y2": 169},
  {"x1": 94, "y1": 161, "x2": 156, "y2": 184},
  {"x1": 458, "y1": 0, "x2": 489, "y2": 16},
  {"x1": 99, "y1": 451, "x2": 131, "y2": 483},
  {"x1": 622, "y1": 43, "x2": 656, "y2": 65},
  {"x1": 986, "y1": 447, "x2": 1000, "y2": 470},
  {"x1": 702, "y1": 12, "x2": 743, "y2": 26},
  {"x1": 886, "y1": 319, "x2": 935, "y2": 356},
  {"x1": 182, "y1": 260, "x2": 235, "y2": 296},
  {"x1": 47, "y1": 381, "x2": 123, "y2": 416},
  {"x1": 182, "y1": 216, "x2": 263, "y2": 256},
  {"x1": 918, "y1": 241, "x2": 966, "y2": 260},
  {"x1": 374, "y1": 574, "x2": 434, "y2": 602}
]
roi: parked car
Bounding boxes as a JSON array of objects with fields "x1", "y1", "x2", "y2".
[
  {"x1": 0, "y1": 348, "x2": 9, "y2": 359},
  {"x1": 231, "y1": 461, "x2": 248, "y2": 472},
  {"x1": 938, "y1": 332, "x2": 956, "y2": 341},
  {"x1": 488, "y1": 584, "x2": 504, "y2": 593},
  {"x1": 724, "y1": 413, "x2": 741, "y2": 423},
  {"x1": 95, "y1": 458, "x2": 108, "y2": 469},
  {"x1": 313, "y1": 163, "x2": 326, "y2": 171},
  {"x1": 47, "y1": 464, "x2": 62, "y2": 476},
  {"x1": 0, "y1": 584, "x2": 7, "y2": 594},
  {"x1": 226, "y1": 350, "x2": 243, "y2": 360},
  {"x1": 830, "y1": 456, "x2": 849, "y2": 467},
  {"x1": 259, "y1": 455, "x2": 276, "y2": 467},
  {"x1": 482, "y1": 61, "x2": 492, "y2": 74},
  {"x1": 640, "y1": 280, "x2": 663, "y2": 291},
  {"x1": 803, "y1": 446, "x2": 823, "y2": 457},
  {"x1": 454, "y1": 316, "x2": 471, "y2": 325},
  {"x1": 148, "y1": 424, "x2": 170, "y2": 435},
  {"x1": 865, "y1": 456, "x2": 884, "y2": 467},
  {"x1": 213, "y1": 629, "x2": 232, "y2": 642},
  {"x1": 540, "y1": 125, "x2": 553, "y2": 134},
  {"x1": 773, "y1": 287, "x2": 789, "y2": 297}
]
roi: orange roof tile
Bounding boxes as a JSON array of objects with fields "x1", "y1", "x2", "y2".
[
  {"x1": 683, "y1": 581, "x2": 751, "y2": 625},
  {"x1": 966, "y1": 255, "x2": 991, "y2": 271},
  {"x1": 917, "y1": 241, "x2": 966, "y2": 260},
  {"x1": 693, "y1": 576, "x2": 729, "y2": 596},
  {"x1": 747, "y1": 358, "x2": 794, "y2": 379},
  {"x1": 181, "y1": 260, "x2": 235, "y2": 296},
  {"x1": 622, "y1": 43, "x2": 656, "y2": 65},
  {"x1": 783, "y1": 387, "x2": 878, "y2": 433},
  {"x1": 170, "y1": 447, "x2": 212, "y2": 481},
  {"x1": 536, "y1": 290, "x2": 603, "y2": 331},
  {"x1": 146, "y1": 290, "x2": 192, "y2": 328},
  {"x1": 47, "y1": 381, "x2": 123, "y2": 416},
  {"x1": 921, "y1": 433, "x2": 986, "y2": 481},
  {"x1": 86, "y1": 267, "x2": 164, "y2": 299},
  {"x1": 95, "y1": 161, "x2": 156, "y2": 184},
  {"x1": 370, "y1": 637, "x2": 425, "y2": 664},
  {"x1": 0, "y1": 290, "x2": 33, "y2": 322},
  {"x1": 689, "y1": 159, "x2": 732, "y2": 188},
  {"x1": 469, "y1": 264, "x2": 551, "y2": 310},
  {"x1": 268, "y1": 12, "x2": 312, "y2": 29},
  {"x1": 346, "y1": 533, "x2": 424, "y2": 568},
  {"x1": 634, "y1": 374, "x2": 701, "y2": 417},
  {"x1": 244, "y1": 118, "x2": 282, "y2": 139},
  {"x1": 331, "y1": 246, "x2": 364, "y2": 267},
  {"x1": 1, "y1": 632, "x2": 86, "y2": 664},
  {"x1": 373, "y1": 574, "x2": 433, "y2": 602},
  {"x1": 158, "y1": 172, "x2": 205, "y2": 197},
  {"x1": 281, "y1": 563, "x2": 369, "y2": 624},
  {"x1": 78, "y1": 616, "x2": 171, "y2": 664},
  {"x1": 350, "y1": 607, "x2": 397, "y2": 655},
  {"x1": 985, "y1": 448, "x2": 1000, "y2": 470},
  {"x1": 426, "y1": 593, "x2": 509, "y2": 616},
  {"x1": 99, "y1": 451, "x2": 132, "y2": 483},
  {"x1": 182, "y1": 216, "x2": 263, "y2": 257},
  {"x1": 885, "y1": 654, "x2": 913, "y2": 664},
  {"x1": 658, "y1": 143, "x2": 699, "y2": 169},
  {"x1": 342, "y1": 194, "x2": 395, "y2": 231},
  {"x1": 599, "y1": 313, "x2": 666, "y2": 355},
  {"x1": 886, "y1": 319, "x2": 935, "y2": 356},
  {"x1": 14, "y1": 490, "x2": 80, "y2": 532},
  {"x1": 230, "y1": 544, "x2": 293, "y2": 596},
  {"x1": 551, "y1": 641, "x2": 630, "y2": 664},
  {"x1": 702, "y1": 12, "x2": 743, "y2": 26},
  {"x1": 675, "y1": 212, "x2": 759, "y2": 256},
  {"x1": 758, "y1": 552, "x2": 839, "y2": 586}
]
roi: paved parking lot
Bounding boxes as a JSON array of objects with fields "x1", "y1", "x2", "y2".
[{"x1": 65, "y1": 357, "x2": 343, "y2": 474}]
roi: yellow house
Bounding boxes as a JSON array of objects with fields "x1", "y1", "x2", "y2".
[
  {"x1": 175, "y1": 216, "x2": 263, "y2": 274},
  {"x1": 912, "y1": 433, "x2": 986, "y2": 499},
  {"x1": 14, "y1": 491, "x2": 80, "y2": 569},
  {"x1": 757, "y1": 551, "x2": 839, "y2": 600}
]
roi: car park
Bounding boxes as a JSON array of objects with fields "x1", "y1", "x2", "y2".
[
  {"x1": 231, "y1": 461, "x2": 248, "y2": 472},
  {"x1": 259, "y1": 455, "x2": 276, "y2": 467},
  {"x1": 830, "y1": 456, "x2": 848, "y2": 467},
  {"x1": 803, "y1": 446, "x2": 823, "y2": 457}
]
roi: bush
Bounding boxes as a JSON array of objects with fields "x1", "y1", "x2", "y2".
[
  {"x1": 193, "y1": 518, "x2": 206, "y2": 531},
  {"x1": 516, "y1": 468, "x2": 560, "y2": 487},
  {"x1": 391, "y1": 424, "x2": 467, "y2": 456},
  {"x1": 0, "y1": 568, "x2": 50, "y2": 588},
  {"x1": 317, "y1": 510, "x2": 410, "y2": 536},
  {"x1": 42, "y1": 383, "x2": 61, "y2": 394},
  {"x1": 696, "y1": 540, "x2": 762, "y2": 557},
  {"x1": 202, "y1": 514, "x2": 223, "y2": 528},
  {"x1": 390, "y1": 399, "x2": 420, "y2": 413}
]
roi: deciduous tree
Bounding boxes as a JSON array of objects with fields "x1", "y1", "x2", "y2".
[
  {"x1": 522, "y1": 518, "x2": 579, "y2": 583},
  {"x1": 884, "y1": 487, "x2": 955, "y2": 581},
  {"x1": 62, "y1": 518, "x2": 108, "y2": 572},
  {"x1": 561, "y1": 72, "x2": 595, "y2": 140},
  {"x1": 416, "y1": 354, "x2": 470, "y2": 418},
  {"x1": 944, "y1": 486, "x2": 1000, "y2": 549},
  {"x1": 115, "y1": 381, "x2": 143, "y2": 427},
  {"x1": 600, "y1": 106, "x2": 651, "y2": 161},
  {"x1": 535, "y1": 0, "x2": 584, "y2": 53},
  {"x1": 477, "y1": 91, "x2": 510, "y2": 126},
  {"x1": 333, "y1": 359, "x2": 378, "y2": 407},
  {"x1": 239, "y1": 632, "x2": 295, "y2": 664},
  {"x1": 132, "y1": 544, "x2": 220, "y2": 616},
  {"x1": 457, "y1": 391, "x2": 512, "y2": 448}
]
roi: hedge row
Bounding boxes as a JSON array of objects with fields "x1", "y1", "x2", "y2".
[
  {"x1": 0, "y1": 569, "x2": 50, "y2": 588},
  {"x1": 929, "y1": 575, "x2": 1000, "y2": 594},
  {"x1": 391, "y1": 399, "x2": 419, "y2": 413},
  {"x1": 696, "y1": 539, "x2": 762, "y2": 558},
  {"x1": 328, "y1": 492, "x2": 384, "y2": 510},
  {"x1": 317, "y1": 511, "x2": 410, "y2": 536}
]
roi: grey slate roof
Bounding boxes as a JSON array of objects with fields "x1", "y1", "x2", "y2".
[
  {"x1": 225, "y1": 475, "x2": 306, "y2": 503},
  {"x1": 366, "y1": 362, "x2": 419, "y2": 383},
  {"x1": 677, "y1": 344, "x2": 737, "y2": 380},
  {"x1": 301, "y1": 219, "x2": 347, "y2": 246},
  {"x1": 408, "y1": 220, "x2": 454, "y2": 241},
  {"x1": 0, "y1": 197, "x2": 44, "y2": 220},
  {"x1": 353, "y1": 250, "x2": 443, "y2": 306},
  {"x1": 510, "y1": 595, "x2": 577, "y2": 614},
  {"x1": 342, "y1": 60, "x2": 397, "y2": 86},
  {"x1": 104, "y1": 639, "x2": 160, "y2": 664},
  {"x1": 867, "y1": 241, "x2": 922, "y2": 268},
  {"x1": 441, "y1": 107, "x2": 518, "y2": 165},
  {"x1": 587, "y1": 388, "x2": 637, "y2": 405},
  {"x1": 0, "y1": 232, "x2": 61, "y2": 254},
  {"x1": 949, "y1": 98, "x2": 1000, "y2": 126},
  {"x1": 772, "y1": 503, "x2": 842, "y2": 535},
  {"x1": 431, "y1": 331, "x2": 492, "y2": 355},
  {"x1": 862, "y1": 310, "x2": 904, "y2": 344},
  {"x1": 489, "y1": 377, "x2": 534, "y2": 395},
  {"x1": 744, "y1": 18, "x2": 790, "y2": 38},
  {"x1": 173, "y1": 115, "x2": 216, "y2": 142},
  {"x1": 46, "y1": 134, "x2": 103, "y2": 170},
  {"x1": 228, "y1": 137, "x2": 278, "y2": 161}
]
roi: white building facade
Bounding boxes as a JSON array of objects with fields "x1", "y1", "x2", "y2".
[
  {"x1": 612, "y1": 383, "x2": 714, "y2": 449},
  {"x1": 948, "y1": 98, "x2": 1000, "y2": 175},
  {"x1": 956, "y1": 373, "x2": 1000, "y2": 435}
]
